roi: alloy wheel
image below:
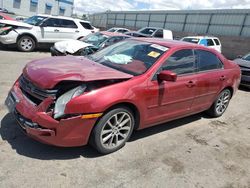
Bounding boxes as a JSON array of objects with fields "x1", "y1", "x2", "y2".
[{"x1": 100, "y1": 112, "x2": 132, "y2": 149}]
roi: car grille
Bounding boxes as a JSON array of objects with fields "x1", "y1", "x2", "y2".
[
  {"x1": 14, "y1": 109, "x2": 40, "y2": 130},
  {"x1": 19, "y1": 75, "x2": 58, "y2": 105}
]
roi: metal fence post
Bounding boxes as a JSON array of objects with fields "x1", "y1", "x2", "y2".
[
  {"x1": 206, "y1": 13, "x2": 213, "y2": 34},
  {"x1": 240, "y1": 13, "x2": 248, "y2": 36}
]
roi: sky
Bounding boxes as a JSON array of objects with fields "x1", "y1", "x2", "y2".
[{"x1": 74, "y1": 0, "x2": 250, "y2": 14}]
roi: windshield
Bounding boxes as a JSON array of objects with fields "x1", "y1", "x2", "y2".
[
  {"x1": 107, "y1": 28, "x2": 116, "y2": 32},
  {"x1": 242, "y1": 53, "x2": 250, "y2": 61},
  {"x1": 82, "y1": 32, "x2": 109, "y2": 47},
  {"x1": 25, "y1": 16, "x2": 47, "y2": 26},
  {"x1": 138, "y1": 27, "x2": 157, "y2": 35},
  {"x1": 89, "y1": 40, "x2": 168, "y2": 75},
  {"x1": 182, "y1": 38, "x2": 200, "y2": 44}
]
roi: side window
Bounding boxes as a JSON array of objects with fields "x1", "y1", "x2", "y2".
[
  {"x1": 0, "y1": 15, "x2": 3, "y2": 19},
  {"x1": 80, "y1": 22, "x2": 93, "y2": 30},
  {"x1": 60, "y1": 19, "x2": 78, "y2": 28},
  {"x1": 199, "y1": 39, "x2": 208, "y2": 46},
  {"x1": 161, "y1": 49, "x2": 195, "y2": 75},
  {"x1": 214, "y1": 39, "x2": 220, "y2": 45},
  {"x1": 44, "y1": 18, "x2": 61, "y2": 27},
  {"x1": 154, "y1": 30, "x2": 163, "y2": 38},
  {"x1": 207, "y1": 39, "x2": 215, "y2": 46},
  {"x1": 195, "y1": 50, "x2": 223, "y2": 72}
]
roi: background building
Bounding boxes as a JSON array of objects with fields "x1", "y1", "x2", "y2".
[
  {"x1": 89, "y1": 9, "x2": 250, "y2": 59},
  {"x1": 1, "y1": 0, "x2": 74, "y2": 17}
]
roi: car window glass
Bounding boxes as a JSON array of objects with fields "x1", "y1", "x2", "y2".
[
  {"x1": 154, "y1": 30, "x2": 163, "y2": 38},
  {"x1": 242, "y1": 54, "x2": 250, "y2": 61},
  {"x1": 80, "y1": 22, "x2": 93, "y2": 30},
  {"x1": 182, "y1": 38, "x2": 200, "y2": 44},
  {"x1": 199, "y1": 39, "x2": 208, "y2": 46},
  {"x1": 60, "y1": 19, "x2": 77, "y2": 28},
  {"x1": 214, "y1": 39, "x2": 220, "y2": 45},
  {"x1": 161, "y1": 49, "x2": 195, "y2": 75},
  {"x1": 44, "y1": 18, "x2": 61, "y2": 27},
  {"x1": 207, "y1": 39, "x2": 215, "y2": 46},
  {"x1": 195, "y1": 50, "x2": 223, "y2": 71},
  {"x1": 138, "y1": 28, "x2": 157, "y2": 35}
]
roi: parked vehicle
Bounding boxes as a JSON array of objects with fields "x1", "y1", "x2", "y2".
[
  {"x1": 0, "y1": 8, "x2": 14, "y2": 14},
  {"x1": 5, "y1": 38, "x2": 240, "y2": 154},
  {"x1": 234, "y1": 53, "x2": 250, "y2": 88},
  {"x1": 181, "y1": 36, "x2": 222, "y2": 53},
  {"x1": 50, "y1": 31, "x2": 130, "y2": 56},
  {"x1": 107, "y1": 27, "x2": 130, "y2": 33},
  {"x1": 0, "y1": 13, "x2": 14, "y2": 20},
  {"x1": 126, "y1": 27, "x2": 173, "y2": 39},
  {"x1": 0, "y1": 14, "x2": 98, "y2": 52}
]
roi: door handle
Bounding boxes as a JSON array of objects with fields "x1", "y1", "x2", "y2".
[
  {"x1": 75, "y1": 30, "x2": 80, "y2": 33},
  {"x1": 186, "y1": 81, "x2": 196, "y2": 88},
  {"x1": 220, "y1": 75, "x2": 226, "y2": 81},
  {"x1": 54, "y1": 29, "x2": 59, "y2": 32}
]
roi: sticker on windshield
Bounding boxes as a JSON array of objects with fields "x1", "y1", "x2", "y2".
[
  {"x1": 150, "y1": 44, "x2": 169, "y2": 52},
  {"x1": 148, "y1": 51, "x2": 160, "y2": 58}
]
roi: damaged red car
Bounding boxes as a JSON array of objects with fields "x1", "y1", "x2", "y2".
[{"x1": 5, "y1": 38, "x2": 241, "y2": 154}]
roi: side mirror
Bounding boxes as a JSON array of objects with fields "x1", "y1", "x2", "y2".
[{"x1": 157, "y1": 70, "x2": 177, "y2": 82}]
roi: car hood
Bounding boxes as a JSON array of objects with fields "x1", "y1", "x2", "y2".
[
  {"x1": 0, "y1": 19, "x2": 32, "y2": 28},
  {"x1": 23, "y1": 56, "x2": 133, "y2": 89},
  {"x1": 54, "y1": 39, "x2": 93, "y2": 54},
  {"x1": 233, "y1": 58, "x2": 250, "y2": 68}
]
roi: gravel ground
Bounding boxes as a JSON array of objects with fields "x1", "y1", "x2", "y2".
[{"x1": 0, "y1": 48, "x2": 250, "y2": 188}]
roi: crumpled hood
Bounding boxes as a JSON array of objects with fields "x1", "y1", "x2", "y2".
[
  {"x1": 234, "y1": 58, "x2": 250, "y2": 68},
  {"x1": 23, "y1": 56, "x2": 133, "y2": 89},
  {"x1": 0, "y1": 19, "x2": 32, "y2": 28},
  {"x1": 54, "y1": 39, "x2": 93, "y2": 54}
]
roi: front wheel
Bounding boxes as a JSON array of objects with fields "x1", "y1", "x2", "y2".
[
  {"x1": 17, "y1": 36, "x2": 36, "y2": 52},
  {"x1": 206, "y1": 89, "x2": 232, "y2": 117},
  {"x1": 90, "y1": 107, "x2": 135, "y2": 154}
]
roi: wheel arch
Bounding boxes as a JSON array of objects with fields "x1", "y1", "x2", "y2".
[
  {"x1": 17, "y1": 33, "x2": 38, "y2": 45},
  {"x1": 102, "y1": 102, "x2": 141, "y2": 130}
]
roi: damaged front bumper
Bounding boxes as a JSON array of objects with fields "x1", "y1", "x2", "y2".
[{"x1": 5, "y1": 81, "x2": 97, "y2": 147}]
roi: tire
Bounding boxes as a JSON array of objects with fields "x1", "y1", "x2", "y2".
[
  {"x1": 17, "y1": 36, "x2": 36, "y2": 52},
  {"x1": 90, "y1": 107, "x2": 135, "y2": 154},
  {"x1": 206, "y1": 89, "x2": 231, "y2": 117}
]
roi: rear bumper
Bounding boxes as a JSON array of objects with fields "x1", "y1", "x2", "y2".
[{"x1": 6, "y1": 81, "x2": 97, "y2": 147}]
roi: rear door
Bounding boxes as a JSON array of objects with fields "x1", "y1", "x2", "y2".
[
  {"x1": 191, "y1": 49, "x2": 226, "y2": 112},
  {"x1": 58, "y1": 19, "x2": 79, "y2": 39}
]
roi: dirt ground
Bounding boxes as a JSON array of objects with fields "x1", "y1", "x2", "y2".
[{"x1": 0, "y1": 48, "x2": 250, "y2": 188}]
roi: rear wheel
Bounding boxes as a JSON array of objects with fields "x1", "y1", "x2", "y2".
[
  {"x1": 206, "y1": 89, "x2": 231, "y2": 117},
  {"x1": 90, "y1": 107, "x2": 134, "y2": 154},
  {"x1": 17, "y1": 36, "x2": 36, "y2": 52}
]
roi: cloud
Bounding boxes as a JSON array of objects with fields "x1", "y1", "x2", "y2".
[{"x1": 74, "y1": 0, "x2": 250, "y2": 14}]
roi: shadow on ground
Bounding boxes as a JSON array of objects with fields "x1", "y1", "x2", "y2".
[
  {"x1": 0, "y1": 44, "x2": 51, "y2": 53},
  {"x1": 0, "y1": 112, "x2": 204, "y2": 160}
]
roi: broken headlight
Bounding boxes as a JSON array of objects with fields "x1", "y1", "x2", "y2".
[{"x1": 54, "y1": 85, "x2": 86, "y2": 119}]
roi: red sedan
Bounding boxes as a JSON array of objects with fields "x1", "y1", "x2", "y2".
[
  {"x1": 5, "y1": 38, "x2": 241, "y2": 154},
  {"x1": 0, "y1": 13, "x2": 14, "y2": 20}
]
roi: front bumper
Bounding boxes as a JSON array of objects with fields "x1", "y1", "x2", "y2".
[
  {"x1": 5, "y1": 81, "x2": 97, "y2": 147},
  {"x1": 240, "y1": 69, "x2": 250, "y2": 88},
  {"x1": 50, "y1": 46, "x2": 66, "y2": 56}
]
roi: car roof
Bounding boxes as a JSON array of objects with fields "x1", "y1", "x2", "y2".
[
  {"x1": 182, "y1": 36, "x2": 219, "y2": 40},
  {"x1": 131, "y1": 37, "x2": 206, "y2": 49},
  {"x1": 37, "y1": 14, "x2": 90, "y2": 23},
  {"x1": 110, "y1": 27, "x2": 128, "y2": 30},
  {"x1": 100, "y1": 31, "x2": 130, "y2": 37}
]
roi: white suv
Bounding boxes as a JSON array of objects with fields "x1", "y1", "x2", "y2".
[
  {"x1": 181, "y1": 36, "x2": 222, "y2": 53},
  {"x1": 0, "y1": 14, "x2": 98, "y2": 52}
]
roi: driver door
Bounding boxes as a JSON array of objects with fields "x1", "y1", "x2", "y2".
[
  {"x1": 39, "y1": 18, "x2": 62, "y2": 43},
  {"x1": 144, "y1": 49, "x2": 198, "y2": 128}
]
